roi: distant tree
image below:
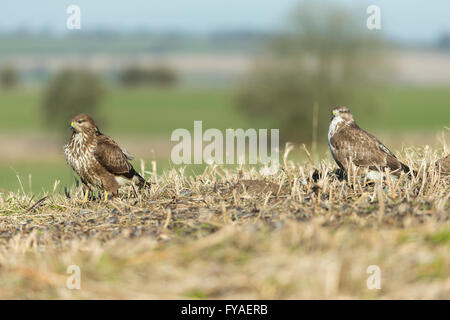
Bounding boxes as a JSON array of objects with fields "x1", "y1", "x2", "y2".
[
  {"x1": 119, "y1": 65, "x2": 178, "y2": 87},
  {"x1": 0, "y1": 65, "x2": 20, "y2": 89},
  {"x1": 235, "y1": 0, "x2": 388, "y2": 144},
  {"x1": 42, "y1": 69, "x2": 104, "y2": 132}
]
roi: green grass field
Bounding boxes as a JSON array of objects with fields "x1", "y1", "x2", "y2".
[
  {"x1": 0, "y1": 87, "x2": 247, "y2": 135},
  {"x1": 372, "y1": 86, "x2": 450, "y2": 131},
  {"x1": 0, "y1": 85, "x2": 449, "y2": 193},
  {"x1": 0, "y1": 86, "x2": 449, "y2": 134}
]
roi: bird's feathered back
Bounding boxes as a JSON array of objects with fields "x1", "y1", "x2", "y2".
[
  {"x1": 328, "y1": 106, "x2": 410, "y2": 177},
  {"x1": 94, "y1": 135, "x2": 133, "y2": 175}
]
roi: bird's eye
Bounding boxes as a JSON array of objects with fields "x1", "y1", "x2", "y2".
[{"x1": 77, "y1": 120, "x2": 83, "y2": 124}]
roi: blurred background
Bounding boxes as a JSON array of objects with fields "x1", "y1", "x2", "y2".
[{"x1": 0, "y1": 0, "x2": 449, "y2": 194}]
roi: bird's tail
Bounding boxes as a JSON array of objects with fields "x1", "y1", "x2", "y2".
[
  {"x1": 401, "y1": 162, "x2": 410, "y2": 174},
  {"x1": 400, "y1": 162, "x2": 418, "y2": 178},
  {"x1": 136, "y1": 173, "x2": 151, "y2": 188},
  {"x1": 131, "y1": 169, "x2": 151, "y2": 189}
]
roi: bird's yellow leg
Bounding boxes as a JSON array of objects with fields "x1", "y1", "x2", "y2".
[
  {"x1": 104, "y1": 190, "x2": 108, "y2": 203},
  {"x1": 83, "y1": 187, "x2": 89, "y2": 202}
]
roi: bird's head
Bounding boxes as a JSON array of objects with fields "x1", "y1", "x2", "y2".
[
  {"x1": 331, "y1": 106, "x2": 354, "y2": 122},
  {"x1": 70, "y1": 113, "x2": 98, "y2": 134}
]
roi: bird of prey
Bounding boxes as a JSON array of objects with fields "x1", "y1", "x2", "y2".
[
  {"x1": 328, "y1": 106, "x2": 411, "y2": 179},
  {"x1": 64, "y1": 113, "x2": 147, "y2": 201},
  {"x1": 436, "y1": 154, "x2": 450, "y2": 176}
]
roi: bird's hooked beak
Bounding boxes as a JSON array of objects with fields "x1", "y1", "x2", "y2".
[
  {"x1": 331, "y1": 110, "x2": 337, "y2": 120},
  {"x1": 70, "y1": 121, "x2": 76, "y2": 131}
]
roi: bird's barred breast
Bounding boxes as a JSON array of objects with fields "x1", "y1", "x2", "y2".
[{"x1": 64, "y1": 135, "x2": 102, "y2": 187}]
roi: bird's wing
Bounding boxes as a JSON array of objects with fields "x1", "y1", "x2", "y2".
[
  {"x1": 330, "y1": 124, "x2": 407, "y2": 173},
  {"x1": 120, "y1": 148, "x2": 134, "y2": 161},
  {"x1": 94, "y1": 135, "x2": 133, "y2": 175}
]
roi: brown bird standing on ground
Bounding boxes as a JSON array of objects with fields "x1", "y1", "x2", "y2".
[
  {"x1": 328, "y1": 106, "x2": 411, "y2": 179},
  {"x1": 64, "y1": 113, "x2": 147, "y2": 201},
  {"x1": 436, "y1": 154, "x2": 450, "y2": 176}
]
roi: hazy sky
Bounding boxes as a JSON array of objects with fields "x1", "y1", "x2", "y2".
[{"x1": 1, "y1": 0, "x2": 449, "y2": 43}]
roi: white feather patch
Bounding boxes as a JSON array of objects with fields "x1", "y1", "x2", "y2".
[
  {"x1": 115, "y1": 176, "x2": 132, "y2": 187},
  {"x1": 328, "y1": 116, "x2": 345, "y2": 161}
]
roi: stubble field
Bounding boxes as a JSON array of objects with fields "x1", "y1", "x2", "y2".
[{"x1": 0, "y1": 146, "x2": 448, "y2": 299}]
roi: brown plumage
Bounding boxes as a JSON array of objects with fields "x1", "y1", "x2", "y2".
[
  {"x1": 64, "y1": 113, "x2": 147, "y2": 199},
  {"x1": 328, "y1": 106, "x2": 410, "y2": 178},
  {"x1": 436, "y1": 154, "x2": 450, "y2": 176}
]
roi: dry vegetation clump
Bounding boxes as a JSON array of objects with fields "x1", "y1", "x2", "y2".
[{"x1": 0, "y1": 147, "x2": 448, "y2": 299}]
